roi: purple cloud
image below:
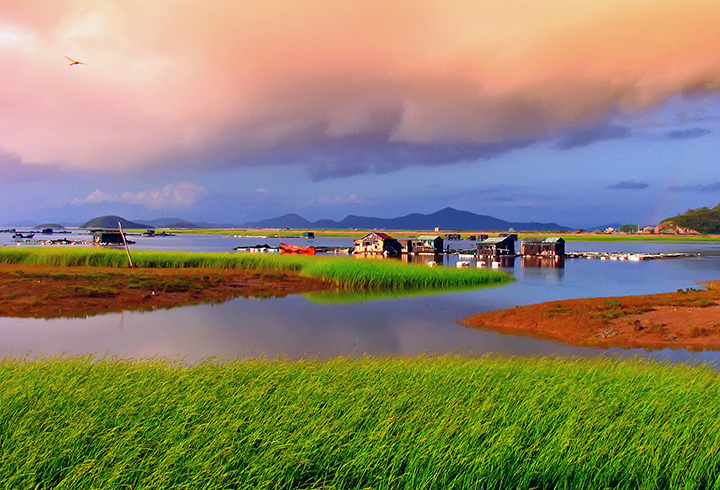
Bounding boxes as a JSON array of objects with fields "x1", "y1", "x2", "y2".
[{"x1": 556, "y1": 123, "x2": 631, "y2": 150}]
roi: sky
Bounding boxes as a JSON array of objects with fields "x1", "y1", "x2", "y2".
[{"x1": 1, "y1": 0, "x2": 720, "y2": 229}]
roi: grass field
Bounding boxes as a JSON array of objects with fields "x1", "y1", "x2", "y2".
[
  {"x1": 0, "y1": 248, "x2": 512, "y2": 292},
  {"x1": 1, "y1": 355, "x2": 719, "y2": 489}
]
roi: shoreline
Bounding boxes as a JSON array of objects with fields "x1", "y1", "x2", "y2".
[
  {"x1": 0, "y1": 263, "x2": 332, "y2": 319},
  {"x1": 460, "y1": 281, "x2": 720, "y2": 350},
  {"x1": 3, "y1": 259, "x2": 720, "y2": 352}
]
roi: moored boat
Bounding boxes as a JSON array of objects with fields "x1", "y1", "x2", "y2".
[{"x1": 279, "y1": 242, "x2": 316, "y2": 255}]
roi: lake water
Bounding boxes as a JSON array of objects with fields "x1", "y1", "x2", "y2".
[{"x1": 2, "y1": 231, "x2": 720, "y2": 365}]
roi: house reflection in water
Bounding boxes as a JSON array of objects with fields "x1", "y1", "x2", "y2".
[
  {"x1": 521, "y1": 256, "x2": 565, "y2": 269},
  {"x1": 401, "y1": 253, "x2": 446, "y2": 266},
  {"x1": 476, "y1": 255, "x2": 516, "y2": 268}
]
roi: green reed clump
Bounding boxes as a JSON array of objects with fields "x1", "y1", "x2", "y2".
[
  {"x1": 0, "y1": 248, "x2": 511, "y2": 292},
  {"x1": 1, "y1": 355, "x2": 719, "y2": 489},
  {"x1": 299, "y1": 256, "x2": 509, "y2": 289}
]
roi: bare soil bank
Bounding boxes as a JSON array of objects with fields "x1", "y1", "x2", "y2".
[
  {"x1": 461, "y1": 281, "x2": 720, "y2": 350},
  {"x1": 0, "y1": 264, "x2": 332, "y2": 319}
]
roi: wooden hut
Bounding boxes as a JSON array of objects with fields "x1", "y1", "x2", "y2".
[
  {"x1": 520, "y1": 237, "x2": 565, "y2": 257},
  {"x1": 409, "y1": 235, "x2": 444, "y2": 254},
  {"x1": 91, "y1": 229, "x2": 130, "y2": 245},
  {"x1": 353, "y1": 232, "x2": 402, "y2": 255},
  {"x1": 398, "y1": 239, "x2": 413, "y2": 254},
  {"x1": 476, "y1": 236, "x2": 516, "y2": 258}
]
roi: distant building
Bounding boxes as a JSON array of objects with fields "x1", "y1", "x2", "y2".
[
  {"x1": 353, "y1": 232, "x2": 402, "y2": 255},
  {"x1": 477, "y1": 236, "x2": 516, "y2": 257},
  {"x1": 302, "y1": 232, "x2": 315, "y2": 239},
  {"x1": 520, "y1": 237, "x2": 565, "y2": 257}
]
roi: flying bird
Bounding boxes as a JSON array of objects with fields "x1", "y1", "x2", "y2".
[{"x1": 64, "y1": 56, "x2": 86, "y2": 66}]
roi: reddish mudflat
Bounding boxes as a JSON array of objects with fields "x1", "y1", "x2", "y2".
[
  {"x1": 0, "y1": 264, "x2": 331, "y2": 319},
  {"x1": 461, "y1": 281, "x2": 720, "y2": 350}
]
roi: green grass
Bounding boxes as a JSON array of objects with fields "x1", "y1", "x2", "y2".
[
  {"x1": 0, "y1": 248, "x2": 511, "y2": 292},
  {"x1": 1, "y1": 355, "x2": 720, "y2": 489}
]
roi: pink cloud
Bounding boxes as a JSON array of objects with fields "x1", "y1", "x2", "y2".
[{"x1": 1, "y1": 0, "x2": 719, "y2": 173}]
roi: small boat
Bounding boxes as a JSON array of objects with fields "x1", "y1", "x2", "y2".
[
  {"x1": 12, "y1": 233, "x2": 35, "y2": 239},
  {"x1": 279, "y1": 242, "x2": 316, "y2": 255}
]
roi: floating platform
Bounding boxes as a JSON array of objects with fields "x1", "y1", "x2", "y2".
[{"x1": 564, "y1": 252, "x2": 698, "y2": 261}]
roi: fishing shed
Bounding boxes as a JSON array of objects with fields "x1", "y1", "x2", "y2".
[
  {"x1": 353, "y1": 232, "x2": 402, "y2": 255},
  {"x1": 476, "y1": 236, "x2": 516, "y2": 257},
  {"x1": 91, "y1": 229, "x2": 127, "y2": 245},
  {"x1": 410, "y1": 235, "x2": 444, "y2": 254},
  {"x1": 520, "y1": 237, "x2": 566, "y2": 257}
]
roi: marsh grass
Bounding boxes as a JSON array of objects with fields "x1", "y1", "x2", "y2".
[
  {"x1": 2, "y1": 355, "x2": 720, "y2": 489},
  {"x1": 0, "y1": 248, "x2": 511, "y2": 292}
]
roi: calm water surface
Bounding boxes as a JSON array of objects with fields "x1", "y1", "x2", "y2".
[{"x1": 2, "y1": 231, "x2": 720, "y2": 364}]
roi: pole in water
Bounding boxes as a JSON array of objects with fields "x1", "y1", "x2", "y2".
[{"x1": 117, "y1": 221, "x2": 134, "y2": 268}]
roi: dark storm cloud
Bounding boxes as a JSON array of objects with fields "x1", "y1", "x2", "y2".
[
  {"x1": 607, "y1": 180, "x2": 650, "y2": 190},
  {"x1": 555, "y1": 123, "x2": 631, "y2": 150},
  {"x1": 669, "y1": 182, "x2": 720, "y2": 193},
  {"x1": 664, "y1": 128, "x2": 712, "y2": 139},
  {"x1": 148, "y1": 120, "x2": 536, "y2": 181},
  {"x1": 304, "y1": 138, "x2": 537, "y2": 181}
]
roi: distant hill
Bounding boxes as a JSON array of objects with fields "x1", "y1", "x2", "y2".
[
  {"x1": 244, "y1": 207, "x2": 571, "y2": 231},
  {"x1": 80, "y1": 215, "x2": 153, "y2": 230},
  {"x1": 138, "y1": 218, "x2": 204, "y2": 229},
  {"x1": 658, "y1": 204, "x2": 720, "y2": 234},
  {"x1": 135, "y1": 218, "x2": 235, "y2": 228},
  {"x1": 246, "y1": 213, "x2": 314, "y2": 229}
]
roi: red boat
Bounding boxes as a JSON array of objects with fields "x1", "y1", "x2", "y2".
[{"x1": 279, "y1": 242, "x2": 316, "y2": 255}]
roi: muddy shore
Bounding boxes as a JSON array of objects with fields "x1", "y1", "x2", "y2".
[
  {"x1": 0, "y1": 264, "x2": 332, "y2": 319},
  {"x1": 461, "y1": 281, "x2": 720, "y2": 350},
  {"x1": 4, "y1": 262, "x2": 720, "y2": 351}
]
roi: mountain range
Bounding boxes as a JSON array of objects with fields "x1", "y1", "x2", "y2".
[
  {"x1": 56, "y1": 208, "x2": 572, "y2": 231},
  {"x1": 244, "y1": 207, "x2": 571, "y2": 231}
]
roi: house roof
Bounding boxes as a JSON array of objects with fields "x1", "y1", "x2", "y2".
[
  {"x1": 522, "y1": 237, "x2": 565, "y2": 244},
  {"x1": 355, "y1": 232, "x2": 395, "y2": 241},
  {"x1": 477, "y1": 237, "x2": 511, "y2": 245},
  {"x1": 417, "y1": 235, "x2": 442, "y2": 240}
]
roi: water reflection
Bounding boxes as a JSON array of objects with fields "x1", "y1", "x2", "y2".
[
  {"x1": 2, "y1": 236, "x2": 720, "y2": 365},
  {"x1": 521, "y1": 256, "x2": 565, "y2": 269},
  {"x1": 2, "y1": 294, "x2": 718, "y2": 367}
]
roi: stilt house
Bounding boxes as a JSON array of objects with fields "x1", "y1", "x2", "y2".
[
  {"x1": 410, "y1": 235, "x2": 444, "y2": 254},
  {"x1": 520, "y1": 237, "x2": 565, "y2": 257},
  {"x1": 91, "y1": 229, "x2": 127, "y2": 245},
  {"x1": 353, "y1": 232, "x2": 402, "y2": 255},
  {"x1": 476, "y1": 236, "x2": 516, "y2": 257}
]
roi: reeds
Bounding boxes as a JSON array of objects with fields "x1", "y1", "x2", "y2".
[
  {"x1": 1, "y1": 355, "x2": 719, "y2": 489},
  {"x1": 0, "y1": 248, "x2": 511, "y2": 291}
]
